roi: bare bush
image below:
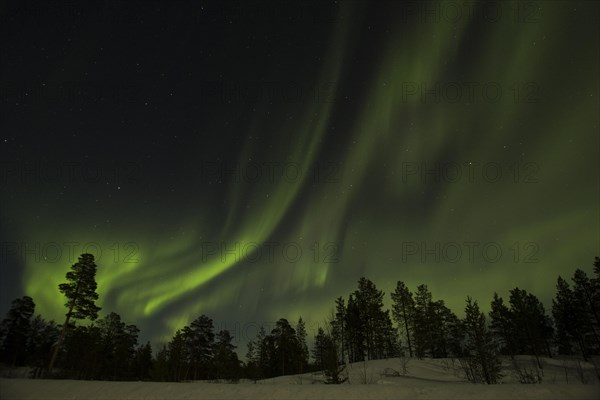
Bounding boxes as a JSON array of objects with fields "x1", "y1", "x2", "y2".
[
  {"x1": 458, "y1": 357, "x2": 485, "y2": 383},
  {"x1": 560, "y1": 357, "x2": 593, "y2": 384},
  {"x1": 398, "y1": 356, "x2": 410, "y2": 375},
  {"x1": 310, "y1": 371, "x2": 323, "y2": 384},
  {"x1": 380, "y1": 367, "x2": 400, "y2": 378},
  {"x1": 511, "y1": 358, "x2": 542, "y2": 384},
  {"x1": 449, "y1": 358, "x2": 467, "y2": 380},
  {"x1": 440, "y1": 359, "x2": 451, "y2": 372},
  {"x1": 573, "y1": 359, "x2": 590, "y2": 384},
  {"x1": 358, "y1": 360, "x2": 376, "y2": 384},
  {"x1": 562, "y1": 359, "x2": 570, "y2": 384},
  {"x1": 590, "y1": 356, "x2": 600, "y2": 381}
]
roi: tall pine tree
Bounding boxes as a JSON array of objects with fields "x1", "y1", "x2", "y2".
[
  {"x1": 26, "y1": 315, "x2": 59, "y2": 378},
  {"x1": 463, "y1": 297, "x2": 502, "y2": 384},
  {"x1": 49, "y1": 253, "x2": 101, "y2": 373},
  {"x1": 213, "y1": 329, "x2": 240, "y2": 381},
  {"x1": 413, "y1": 284, "x2": 434, "y2": 358},
  {"x1": 353, "y1": 277, "x2": 388, "y2": 360},
  {"x1": 184, "y1": 315, "x2": 215, "y2": 380},
  {"x1": 295, "y1": 317, "x2": 309, "y2": 373},
  {"x1": 552, "y1": 276, "x2": 589, "y2": 358},
  {"x1": 391, "y1": 281, "x2": 415, "y2": 357},
  {"x1": 270, "y1": 318, "x2": 301, "y2": 376},
  {"x1": 345, "y1": 294, "x2": 363, "y2": 362},
  {"x1": 0, "y1": 296, "x2": 35, "y2": 366},
  {"x1": 489, "y1": 292, "x2": 515, "y2": 357},
  {"x1": 332, "y1": 297, "x2": 346, "y2": 362},
  {"x1": 509, "y1": 288, "x2": 554, "y2": 368},
  {"x1": 572, "y1": 268, "x2": 600, "y2": 350}
]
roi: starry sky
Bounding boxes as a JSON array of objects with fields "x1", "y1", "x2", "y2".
[{"x1": 0, "y1": 1, "x2": 598, "y2": 347}]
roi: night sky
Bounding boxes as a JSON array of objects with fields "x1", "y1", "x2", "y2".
[{"x1": 1, "y1": 1, "x2": 598, "y2": 348}]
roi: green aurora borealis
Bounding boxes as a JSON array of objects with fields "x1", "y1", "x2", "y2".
[{"x1": 0, "y1": 1, "x2": 598, "y2": 345}]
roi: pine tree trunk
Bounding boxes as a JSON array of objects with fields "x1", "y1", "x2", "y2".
[
  {"x1": 47, "y1": 308, "x2": 73, "y2": 374},
  {"x1": 504, "y1": 326, "x2": 515, "y2": 360},
  {"x1": 522, "y1": 318, "x2": 542, "y2": 369},
  {"x1": 583, "y1": 286, "x2": 600, "y2": 328},
  {"x1": 587, "y1": 322, "x2": 600, "y2": 349},
  {"x1": 48, "y1": 281, "x2": 80, "y2": 375},
  {"x1": 544, "y1": 338, "x2": 552, "y2": 358},
  {"x1": 576, "y1": 330, "x2": 589, "y2": 361},
  {"x1": 340, "y1": 326, "x2": 345, "y2": 362},
  {"x1": 402, "y1": 309, "x2": 413, "y2": 358}
]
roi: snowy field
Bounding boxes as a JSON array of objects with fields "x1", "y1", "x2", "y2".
[{"x1": 2, "y1": 357, "x2": 600, "y2": 400}]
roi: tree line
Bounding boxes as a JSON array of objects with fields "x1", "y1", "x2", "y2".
[{"x1": 0, "y1": 254, "x2": 598, "y2": 384}]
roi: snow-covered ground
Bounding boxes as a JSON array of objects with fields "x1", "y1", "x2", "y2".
[{"x1": 2, "y1": 357, "x2": 599, "y2": 399}]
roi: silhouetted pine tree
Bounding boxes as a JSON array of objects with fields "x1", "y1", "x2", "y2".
[
  {"x1": 391, "y1": 281, "x2": 415, "y2": 357},
  {"x1": 152, "y1": 344, "x2": 169, "y2": 381},
  {"x1": 312, "y1": 327, "x2": 327, "y2": 371},
  {"x1": 430, "y1": 300, "x2": 462, "y2": 358},
  {"x1": 353, "y1": 277, "x2": 389, "y2": 360},
  {"x1": 244, "y1": 338, "x2": 260, "y2": 382},
  {"x1": 0, "y1": 296, "x2": 35, "y2": 366},
  {"x1": 167, "y1": 330, "x2": 187, "y2": 381},
  {"x1": 270, "y1": 318, "x2": 302, "y2": 376},
  {"x1": 463, "y1": 297, "x2": 502, "y2": 384},
  {"x1": 509, "y1": 288, "x2": 554, "y2": 368},
  {"x1": 26, "y1": 315, "x2": 59, "y2": 378},
  {"x1": 132, "y1": 341, "x2": 153, "y2": 380},
  {"x1": 213, "y1": 329, "x2": 240, "y2": 381},
  {"x1": 61, "y1": 324, "x2": 101, "y2": 379},
  {"x1": 295, "y1": 317, "x2": 309, "y2": 373},
  {"x1": 245, "y1": 325, "x2": 275, "y2": 380},
  {"x1": 377, "y1": 309, "x2": 401, "y2": 358},
  {"x1": 572, "y1": 268, "x2": 600, "y2": 351},
  {"x1": 255, "y1": 326, "x2": 270, "y2": 378},
  {"x1": 184, "y1": 315, "x2": 215, "y2": 380},
  {"x1": 592, "y1": 257, "x2": 600, "y2": 350},
  {"x1": 49, "y1": 253, "x2": 101, "y2": 373},
  {"x1": 489, "y1": 292, "x2": 515, "y2": 357},
  {"x1": 552, "y1": 276, "x2": 590, "y2": 358},
  {"x1": 119, "y1": 324, "x2": 140, "y2": 378},
  {"x1": 312, "y1": 326, "x2": 347, "y2": 384},
  {"x1": 410, "y1": 285, "x2": 464, "y2": 359},
  {"x1": 413, "y1": 284, "x2": 434, "y2": 358},
  {"x1": 446, "y1": 311, "x2": 466, "y2": 358},
  {"x1": 262, "y1": 333, "x2": 277, "y2": 377},
  {"x1": 96, "y1": 312, "x2": 139, "y2": 380},
  {"x1": 345, "y1": 294, "x2": 364, "y2": 362},
  {"x1": 322, "y1": 341, "x2": 346, "y2": 384},
  {"x1": 332, "y1": 297, "x2": 346, "y2": 362}
]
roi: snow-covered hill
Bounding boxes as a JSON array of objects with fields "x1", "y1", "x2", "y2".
[{"x1": 2, "y1": 357, "x2": 599, "y2": 399}]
